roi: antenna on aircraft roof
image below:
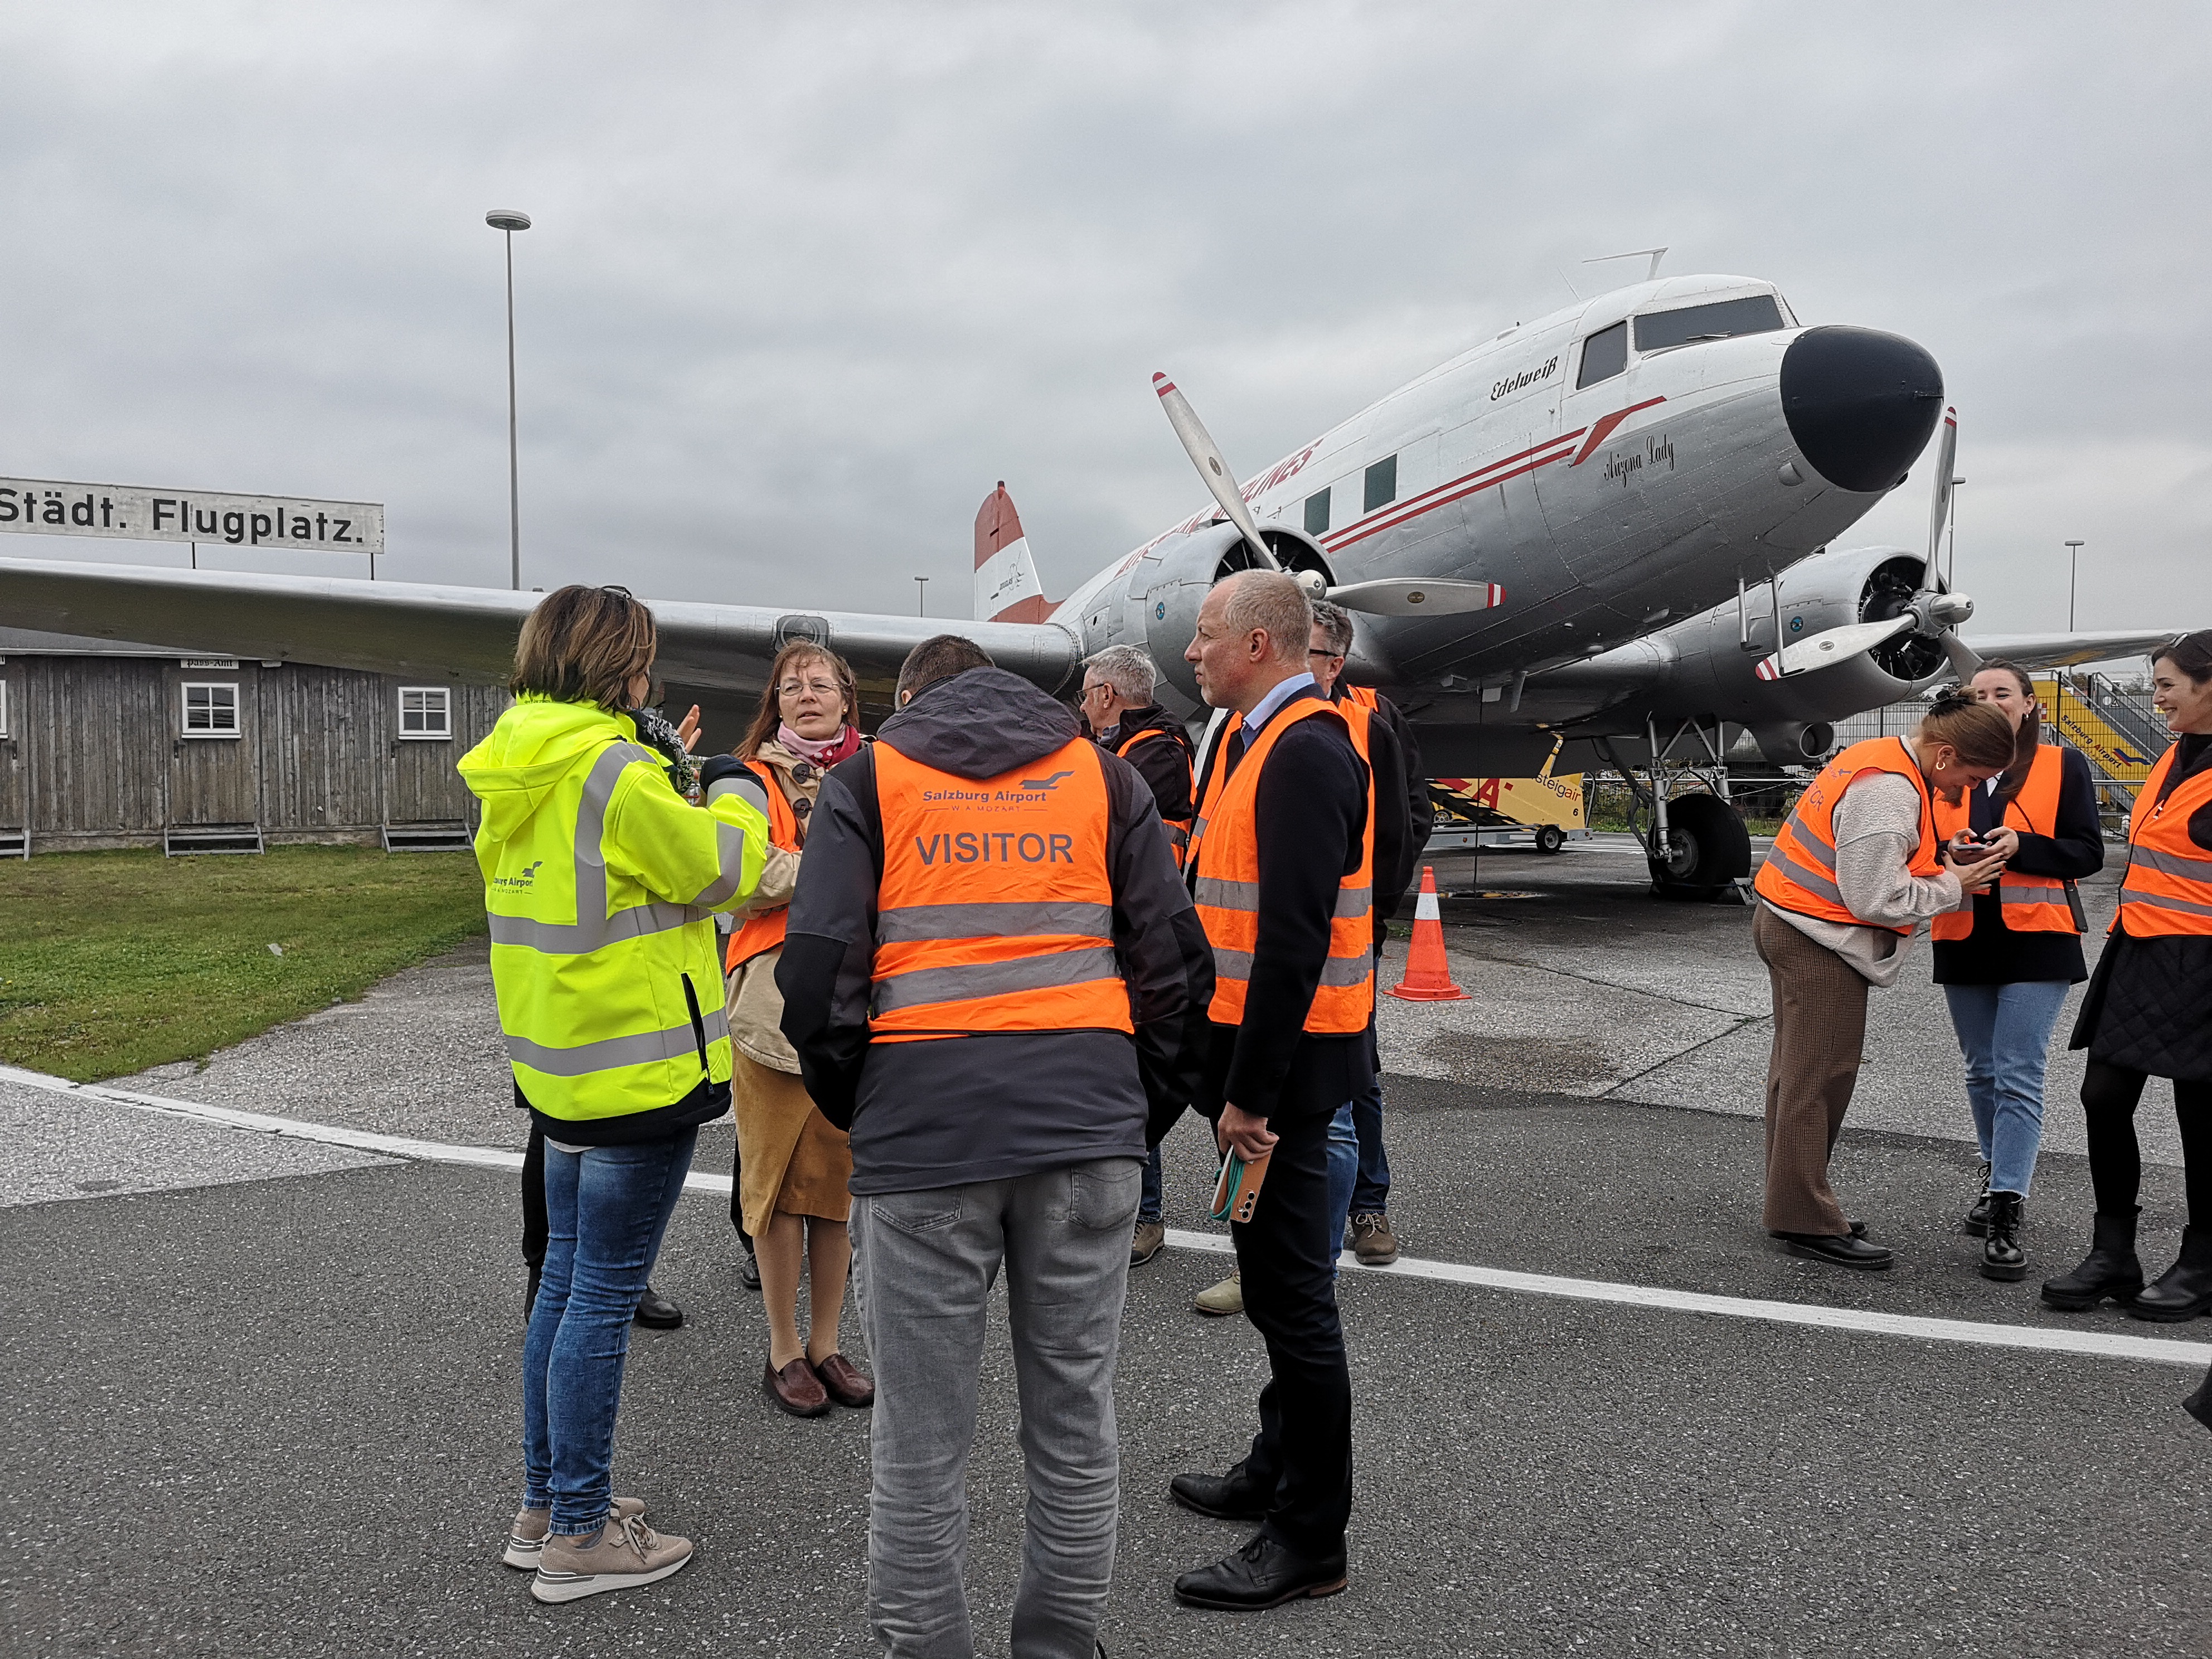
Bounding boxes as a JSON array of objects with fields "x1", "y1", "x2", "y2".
[{"x1": 1583, "y1": 246, "x2": 1669, "y2": 281}]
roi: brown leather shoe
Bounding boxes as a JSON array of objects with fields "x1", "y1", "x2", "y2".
[
  {"x1": 812, "y1": 1352, "x2": 876, "y2": 1408},
  {"x1": 763, "y1": 1357, "x2": 831, "y2": 1417}
]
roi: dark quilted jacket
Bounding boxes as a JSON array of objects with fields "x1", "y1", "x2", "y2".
[{"x1": 2071, "y1": 735, "x2": 2212, "y2": 1081}]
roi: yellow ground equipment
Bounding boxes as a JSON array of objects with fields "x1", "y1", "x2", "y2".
[{"x1": 1425, "y1": 740, "x2": 1589, "y2": 856}]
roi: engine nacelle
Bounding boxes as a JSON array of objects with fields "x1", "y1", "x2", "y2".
[{"x1": 1748, "y1": 720, "x2": 1837, "y2": 764}]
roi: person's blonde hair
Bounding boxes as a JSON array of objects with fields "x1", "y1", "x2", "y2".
[
  {"x1": 1918, "y1": 687, "x2": 2016, "y2": 769},
  {"x1": 740, "y1": 642, "x2": 858, "y2": 760},
  {"x1": 510, "y1": 585, "x2": 657, "y2": 709}
]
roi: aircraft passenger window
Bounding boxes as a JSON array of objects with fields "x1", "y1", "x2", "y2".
[
  {"x1": 1363, "y1": 455, "x2": 1396, "y2": 514},
  {"x1": 1304, "y1": 488, "x2": 1331, "y2": 535},
  {"x1": 1576, "y1": 322, "x2": 1627, "y2": 389},
  {"x1": 1633, "y1": 294, "x2": 1786, "y2": 352}
]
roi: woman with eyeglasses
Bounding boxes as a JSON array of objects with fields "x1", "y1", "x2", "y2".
[{"x1": 711, "y1": 641, "x2": 876, "y2": 1417}]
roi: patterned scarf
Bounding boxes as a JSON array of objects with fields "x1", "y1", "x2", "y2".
[{"x1": 632, "y1": 704, "x2": 702, "y2": 801}]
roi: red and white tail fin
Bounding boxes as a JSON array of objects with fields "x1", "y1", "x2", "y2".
[{"x1": 974, "y1": 482, "x2": 1051, "y2": 623}]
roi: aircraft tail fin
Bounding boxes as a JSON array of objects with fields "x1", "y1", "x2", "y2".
[{"x1": 974, "y1": 482, "x2": 1052, "y2": 623}]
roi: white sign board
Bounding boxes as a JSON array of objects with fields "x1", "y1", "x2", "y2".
[{"x1": 0, "y1": 477, "x2": 383, "y2": 555}]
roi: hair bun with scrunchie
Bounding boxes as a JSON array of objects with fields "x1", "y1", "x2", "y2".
[{"x1": 1927, "y1": 686, "x2": 1977, "y2": 718}]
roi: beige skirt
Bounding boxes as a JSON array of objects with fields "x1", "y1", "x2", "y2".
[{"x1": 732, "y1": 1050, "x2": 852, "y2": 1236}]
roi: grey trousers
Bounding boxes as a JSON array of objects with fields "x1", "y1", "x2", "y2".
[{"x1": 852, "y1": 1157, "x2": 1142, "y2": 1659}]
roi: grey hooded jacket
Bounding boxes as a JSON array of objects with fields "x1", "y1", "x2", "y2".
[{"x1": 777, "y1": 666, "x2": 1214, "y2": 1195}]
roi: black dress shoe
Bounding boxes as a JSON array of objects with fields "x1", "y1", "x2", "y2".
[
  {"x1": 1774, "y1": 1231, "x2": 1893, "y2": 1270},
  {"x1": 633, "y1": 1283, "x2": 685, "y2": 1329},
  {"x1": 1173, "y1": 1532, "x2": 1348, "y2": 1610},
  {"x1": 738, "y1": 1253, "x2": 761, "y2": 1292},
  {"x1": 1170, "y1": 1468, "x2": 1270, "y2": 1521}
]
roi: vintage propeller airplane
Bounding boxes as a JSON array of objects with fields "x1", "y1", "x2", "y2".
[{"x1": 0, "y1": 270, "x2": 2181, "y2": 893}]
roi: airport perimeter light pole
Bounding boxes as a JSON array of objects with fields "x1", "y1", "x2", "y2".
[
  {"x1": 915, "y1": 575, "x2": 928, "y2": 617},
  {"x1": 487, "y1": 209, "x2": 532, "y2": 591},
  {"x1": 2065, "y1": 540, "x2": 2085, "y2": 631}
]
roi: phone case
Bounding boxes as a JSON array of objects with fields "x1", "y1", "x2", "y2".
[{"x1": 1210, "y1": 1148, "x2": 1272, "y2": 1224}]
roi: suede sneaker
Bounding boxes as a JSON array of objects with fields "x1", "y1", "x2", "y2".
[
  {"x1": 504, "y1": 1496, "x2": 646, "y2": 1570},
  {"x1": 1131, "y1": 1219, "x2": 1167, "y2": 1266},
  {"x1": 531, "y1": 1511, "x2": 693, "y2": 1603},
  {"x1": 1350, "y1": 1212, "x2": 1399, "y2": 1266},
  {"x1": 1193, "y1": 1269, "x2": 1242, "y2": 1317}
]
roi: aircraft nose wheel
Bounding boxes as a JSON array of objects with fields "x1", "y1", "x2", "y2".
[{"x1": 1645, "y1": 794, "x2": 1753, "y2": 898}]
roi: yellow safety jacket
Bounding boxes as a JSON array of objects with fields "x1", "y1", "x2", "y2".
[{"x1": 458, "y1": 696, "x2": 769, "y2": 1126}]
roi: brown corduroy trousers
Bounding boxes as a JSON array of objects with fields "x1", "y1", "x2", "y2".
[{"x1": 1752, "y1": 905, "x2": 1871, "y2": 1236}]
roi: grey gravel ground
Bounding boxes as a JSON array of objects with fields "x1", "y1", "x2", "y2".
[{"x1": 6, "y1": 841, "x2": 2209, "y2": 1658}]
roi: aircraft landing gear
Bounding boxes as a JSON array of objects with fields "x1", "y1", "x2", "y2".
[{"x1": 1599, "y1": 717, "x2": 1754, "y2": 903}]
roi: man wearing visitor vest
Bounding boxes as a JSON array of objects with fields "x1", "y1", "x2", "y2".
[
  {"x1": 1168, "y1": 569, "x2": 1371, "y2": 1612},
  {"x1": 777, "y1": 633, "x2": 1212, "y2": 1658}
]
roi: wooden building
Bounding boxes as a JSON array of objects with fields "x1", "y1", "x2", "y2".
[{"x1": 0, "y1": 629, "x2": 507, "y2": 856}]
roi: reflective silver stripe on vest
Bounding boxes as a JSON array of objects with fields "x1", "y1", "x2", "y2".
[
  {"x1": 488, "y1": 742, "x2": 734, "y2": 953},
  {"x1": 2119, "y1": 885, "x2": 2212, "y2": 920},
  {"x1": 689, "y1": 818, "x2": 754, "y2": 908},
  {"x1": 1994, "y1": 884, "x2": 2069, "y2": 906},
  {"x1": 1768, "y1": 845, "x2": 1845, "y2": 906},
  {"x1": 506, "y1": 1005, "x2": 731, "y2": 1078},
  {"x1": 1210, "y1": 947, "x2": 1374, "y2": 987},
  {"x1": 1194, "y1": 876, "x2": 1371, "y2": 920},
  {"x1": 2130, "y1": 846, "x2": 2212, "y2": 880},
  {"x1": 872, "y1": 946, "x2": 1122, "y2": 1015},
  {"x1": 876, "y1": 901, "x2": 1112, "y2": 944},
  {"x1": 1779, "y1": 826, "x2": 1837, "y2": 872}
]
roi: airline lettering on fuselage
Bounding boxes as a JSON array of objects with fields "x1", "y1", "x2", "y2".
[
  {"x1": 1490, "y1": 357, "x2": 1560, "y2": 401},
  {"x1": 1603, "y1": 434, "x2": 1677, "y2": 487}
]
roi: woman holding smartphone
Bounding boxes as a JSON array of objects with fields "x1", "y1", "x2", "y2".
[{"x1": 1930, "y1": 662, "x2": 2104, "y2": 1280}]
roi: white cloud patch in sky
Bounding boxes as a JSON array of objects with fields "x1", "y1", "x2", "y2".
[{"x1": 0, "y1": 1, "x2": 2205, "y2": 639}]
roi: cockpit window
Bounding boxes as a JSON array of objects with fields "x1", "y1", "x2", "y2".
[
  {"x1": 1633, "y1": 294, "x2": 1786, "y2": 353},
  {"x1": 1576, "y1": 321, "x2": 1627, "y2": 390}
]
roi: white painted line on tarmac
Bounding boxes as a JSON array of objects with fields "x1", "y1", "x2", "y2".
[{"x1": 10, "y1": 1064, "x2": 2203, "y2": 1372}]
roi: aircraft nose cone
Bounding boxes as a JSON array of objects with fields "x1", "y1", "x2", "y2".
[{"x1": 1780, "y1": 325, "x2": 1944, "y2": 494}]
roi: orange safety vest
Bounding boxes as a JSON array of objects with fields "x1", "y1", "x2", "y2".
[
  {"x1": 868, "y1": 736, "x2": 1133, "y2": 1041},
  {"x1": 1188, "y1": 695, "x2": 1375, "y2": 1032},
  {"x1": 725, "y1": 759, "x2": 802, "y2": 972},
  {"x1": 1339, "y1": 683, "x2": 1381, "y2": 711},
  {"x1": 1113, "y1": 725, "x2": 1195, "y2": 867},
  {"x1": 1930, "y1": 744, "x2": 2079, "y2": 939},
  {"x1": 1754, "y1": 736, "x2": 1942, "y2": 936},
  {"x1": 2114, "y1": 741, "x2": 2212, "y2": 939}
]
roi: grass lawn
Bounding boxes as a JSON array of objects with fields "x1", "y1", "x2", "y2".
[{"x1": 0, "y1": 845, "x2": 487, "y2": 1083}]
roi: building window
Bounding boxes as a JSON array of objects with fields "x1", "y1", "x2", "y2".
[
  {"x1": 1303, "y1": 488, "x2": 1332, "y2": 536},
  {"x1": 398, "y1": 686, "x2": 453, "y2": 740},
  {"x1": 0, "y1": 677, "x2": 9, "y2": 739},
  {"x1": 1363, "y1": 455, "x2": 1398, "y2": 515},
  {"x1": 181, "y1": 682, "x2": 241, "y2": 738},
  {"x1": 1577, "y1": 321, "x2": 1628, "y2": 389}
]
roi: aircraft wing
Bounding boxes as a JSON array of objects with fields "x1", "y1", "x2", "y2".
[
  {"x1": 0, "y1": 556, "x2": 1082, "y2": 695},
  {"x1": 1957, "y1": 630, "x2": 2181, "y2": 671}
]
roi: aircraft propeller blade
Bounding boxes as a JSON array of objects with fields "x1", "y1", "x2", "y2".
[
  {"x1": 1755, "y1": 614, "x2": 1917, "y2": 681},
  {"x1": 1326, "y1": 578, "x2": 1503, "y2": 617},
  {"x1": 1152, "y1": 372, "x2": 1278, "y2": 571},
  {"x1": 1926, "y1": 405, "x2": 1958, "y2": 571},
  {"x1": 1939, "y1": 629, "x2": 1985, "y2": 681}
]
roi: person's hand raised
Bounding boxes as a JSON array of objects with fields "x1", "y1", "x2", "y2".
[{"x1": 675, "y1": 705, "x2": 702, "y2": 754}]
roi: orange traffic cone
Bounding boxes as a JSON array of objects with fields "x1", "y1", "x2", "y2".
[{"x1": 1388, "y1": 866, "x2": 1467, "y2": 1002}]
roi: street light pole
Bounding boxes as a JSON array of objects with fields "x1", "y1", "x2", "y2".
[
  {"x1": 2065, "y1": 540, "x2": 2085, "y2": 632},
  {"x1": 915, "y1": 575, "x2": 929, "y2": 617},
  {"x1": 487, "y1": 209, "x2": 532, "y2": 591}
]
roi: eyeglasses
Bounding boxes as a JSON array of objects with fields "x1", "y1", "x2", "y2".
[
  {"x1": 1308, "y1": 647, "x2": 1345, "y2": 661},
  {"x1": 778, "y1": 679, "x2": 842, "y2": 697}
]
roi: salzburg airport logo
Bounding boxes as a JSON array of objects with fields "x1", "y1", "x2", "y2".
[
  {"x1": 493, "y1": 860, "x2": 544, "y2": 890},
  {"x1": 1020, "y1": 770, "x2": 1074, "y2": 792}
]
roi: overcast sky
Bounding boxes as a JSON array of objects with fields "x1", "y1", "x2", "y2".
[{"x1": 1, "y1": 2, "x2": 2206, "y2": 639}]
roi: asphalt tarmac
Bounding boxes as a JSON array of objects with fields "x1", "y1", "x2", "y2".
[{"x1": 5, "y1": 845, "x2": 2208, "y2": 1658}]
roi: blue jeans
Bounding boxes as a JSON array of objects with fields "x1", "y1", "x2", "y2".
[
  {"x1": 1325, "y1": 1101, "x2": 1358, "y2": 1272},
  {"x1": 1350, "y1": 1027, "x2": 1390, "y2": 1214},
  {"x1": 522, "y1": 1129, "x2": 697, "y2": 1534},
  {"x1": 1942, "y1": 981, "x2": 2072, "y2": 1197},
  {"x1": 1138, "y1": 1143, "x2": 1163, "y2": 1224}
]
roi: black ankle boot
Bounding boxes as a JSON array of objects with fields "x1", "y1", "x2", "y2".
[
  {"x1": 1980, "y1": 1192, "x2": 2026, "y2": 1282},
  {"x1": 1963, "y1": 1162, "x2": 1993, "y2": 1238},
  {"x1": 2040, "y1": 1209, "x2": 2143, "y2": 1311},
  {"x1": 2129, "y1": 1226, "x2": 2212, "y2": 1323}
]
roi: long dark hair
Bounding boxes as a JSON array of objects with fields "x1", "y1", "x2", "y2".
[
  {"x1": 1975, "y1": 658, "x2": 2043, "y2": 806},
  {"x1": 739, "y1": 642, "x2": 857, "y2": 761}
]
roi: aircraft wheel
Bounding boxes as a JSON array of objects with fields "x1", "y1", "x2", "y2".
[
  {"x1": 1645, "y1": 794, "x2": 1752, "y2": 895},
  {"x1": 1535, "y1": 824, "x2": 1566, "y2": 855}
]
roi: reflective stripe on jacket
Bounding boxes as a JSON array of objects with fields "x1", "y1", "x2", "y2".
[
  {"x1": 458, "y1": 696, "x2": 768, "y2": 1124},
  {"x1": 868, "y1": 736, "x2": 1133, "y2": 1040},
  {"x1": 1189, "y1": 697, "x2": 1376, "y2": 1032},
  {"x1": 1114, "y1": 725, "x2": 1195, "y2": 866},
  {"x1": 2114, "y1": 741, "x2": 2212, "y2": 938},
  {"x1": 726, "y1": 757, "x2": 801, "y2": 971},
  {"x1": 1930, "y1": 743, "x2": 2079, "y2": 938},
  {"x1": 1753, "y1": 735, "x2": 1940, "y2": 936}
]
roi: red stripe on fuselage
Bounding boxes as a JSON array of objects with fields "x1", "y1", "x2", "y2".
[
  {"x1": 1570, "y1": 396, "x2": 1667, "y2": 467},
  {"x1": 1320, "y1": 435, "x2": 1584, "y2": 554}
]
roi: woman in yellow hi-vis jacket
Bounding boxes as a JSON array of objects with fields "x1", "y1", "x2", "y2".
[{"x1": 459, "y1": 585, "x2": 767, "y2": 1606}]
